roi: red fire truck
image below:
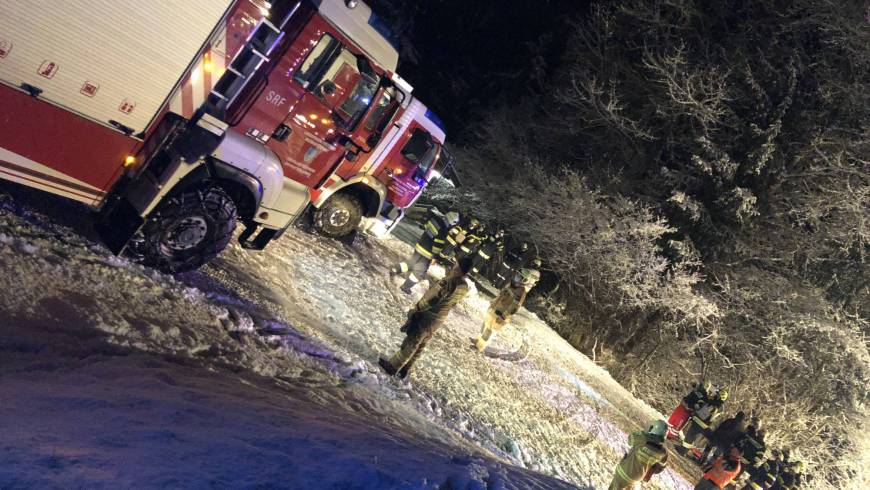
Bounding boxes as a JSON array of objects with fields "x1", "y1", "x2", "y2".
[
  {"x1": 355, "y1": 98, "x2": 454, "y2": 238},
  {"x1": 0, "y1": 0, "x2": 442, "y2": 271}
]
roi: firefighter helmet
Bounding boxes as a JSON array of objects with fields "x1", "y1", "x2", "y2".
[
  {"x1": 531, "y1": 258, "x2": 542, "y2": 269},
  {"x1": 718, "y1": 389, "x2": 729, "y2": 401},
  {"x1": 648, "y1": 420, "x2": 668, "y2": 442},
  {"x1": 701, "y1": 380, "x2": 712, "y2": 393},
  {"x1": 446, "y1": 211, "x2": 460, "y2": 226},
  {"x1": 519, "y1": 242, "x2": 529, "y2": 251},
  {"x1": 468, "y1": 217, "x2": 480, "y2": 230}
]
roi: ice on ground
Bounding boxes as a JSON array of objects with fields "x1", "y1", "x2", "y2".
[{"x1": 0, "y1": 188, "x2": 693, "y2": 489}]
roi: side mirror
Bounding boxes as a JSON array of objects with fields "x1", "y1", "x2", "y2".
[{"x1": 320, "y1": 80, "x2": 336, "y2": 96}]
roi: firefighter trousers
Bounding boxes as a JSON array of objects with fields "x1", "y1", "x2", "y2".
[
  {"x1": 393, "y1": 251, "x2": 432, "y2": 290},
  {"x1": 492, "y1": 262, "x2": 513, "y2": 289},
  {"x1": 476, "y1": 308, "x2": 508, "y2": 351},
  {"x1": 607, "y1": 472, "x2": 635, "y2": 490},
  {"x1": 387, "y1": 321, "x2": 437, "y2": 376}
]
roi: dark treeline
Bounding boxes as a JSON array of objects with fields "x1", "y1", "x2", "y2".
[{"x1": 371, "y1": 1, "x2": 869, "y2": 487}]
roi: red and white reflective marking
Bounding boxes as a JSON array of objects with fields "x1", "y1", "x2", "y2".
[
  {"x1": 169, "y1": 28, "x2": 228, "y2": 119},
  {"x1": 0, "y1": 147, "x2": 105, "y2": 205}
]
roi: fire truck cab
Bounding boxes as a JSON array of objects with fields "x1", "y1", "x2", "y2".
[{"x1": 0, "y1": 0, "x2": 422, "y2": 271}]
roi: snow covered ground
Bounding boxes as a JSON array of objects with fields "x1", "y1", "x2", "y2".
[{"x1": 0, "y1": 186, "x2": 694, "y2": 489}]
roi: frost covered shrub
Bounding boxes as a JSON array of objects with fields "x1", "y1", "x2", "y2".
[{"x1": 418, "y1": 0, "x2": 869, "y2": 485}]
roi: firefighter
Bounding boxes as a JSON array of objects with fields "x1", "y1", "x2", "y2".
[
  {"x1": 379, "y1": 257, "x2": 473, "y2": 379},
  {"x1": 742, "y1": 457, "x2": 777, "y2": 490},
  {"x1": 438, "y1": 212, "x2": 465, "y2": 262},
  {"x1": 695, "y1": 448, "x2": 742, "y2": 489},
  {"x1": 772, "y1": 460, "x2": 807, "y2": 490},
  {"x1": 683, "y1": 389, "x2": 727, "y2": 461},
  {"x1": 702, "y1": 411, "x2": 747, "y2": 464},
  {"x1": 474, "y1": 269, "x2": 527, "y2": 352},
  {"x1": 608, "y1": 420, "x2": 669, "y2": 490},
  {"x1": 455, "y1": 218, "x2": 484, "y2": 262},
  {"x1": 743, "y1": 450, "x2": 781, "y2": 490},
  {"x1": 519, "y1": 258, "x2": 542, "y2": 291},
  {"x1": 492, "y1": 241, "x2": 533, "y2": 288},
  {"x1": 392, "y1": 210, "x2": 454, "y2": 294},
  {"x1": 471, "y1": 229, "x2": 505, "y2": 276},
  {"x1": 736, "y1": 425, "x2": 767, "y2": 479},
  {"x1": 668, "y1": 380, "x2": 712, "y2": 440}
]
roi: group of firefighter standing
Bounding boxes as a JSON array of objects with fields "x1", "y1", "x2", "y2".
[
  {"x1": 379, "y1": 208, "x2": 540, "y2": 378},
  {"x1": 376, "y1": 209, "x2": 810, "y2": 490},
  {"x1": 611, "y1": 381, "x2": 810, "y2": 490}
]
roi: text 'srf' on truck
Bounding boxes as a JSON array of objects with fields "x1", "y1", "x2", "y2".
[{"x1": 0, "y1": 0, "x2": 406, "y2": 272}]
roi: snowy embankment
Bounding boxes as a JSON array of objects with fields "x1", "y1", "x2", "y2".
[{"x1": 0, "y1": 188, "x2": 692, "y2": 489}]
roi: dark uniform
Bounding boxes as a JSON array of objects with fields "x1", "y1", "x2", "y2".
[
  {"x1": 455, "y1": 222, "x2": 485, "y2": 262},
  {"x1": 392, "y1": 211, "x2": 449, "y2": 293},
  {"x1": 493, "y1": 243, "x2": 533, "y2": 288},
  {"x1": 471, "y1": 231, "x2": 504, "y2": 276},
  {"x1": 683, "y1": 394, "x2": 726, "y2": 458},
  {"x1": 702, "y1": 412, "x2": 747, "y2": 464},
  {"x1": 771, "y1": 462, "x2": 806, "y2": 490},
  {"x1": 380, "y1": 263, "x2": 471, "y2": 378},
  {"x1": 736, "y1": 427, "x2": 766, "y2": 480},
  {"x1": 742, "y1": 458, "x2": 779, "y2": 490},
  {"x1": 438, "y1": 222, "x2": 465, "y2": 261}
]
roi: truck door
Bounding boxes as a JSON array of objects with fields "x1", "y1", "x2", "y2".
[
  {"x1": 381, "y1": 127, "x2": 441, "y2": 208},
  {"x1": 267, "y1": 33, "x2": 381, "y2": 188}
]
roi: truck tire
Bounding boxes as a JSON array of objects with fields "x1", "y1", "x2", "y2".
[
  {"x1": 130, "y1": 185, "x2": 237, "y2": 273},
  {"x1": 313, "y1": 193, "x2": 363, "y2": 238}
]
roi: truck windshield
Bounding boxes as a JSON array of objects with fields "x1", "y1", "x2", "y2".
[
  {"x1": 401, "y1": 128, "x2": 439, "y2": 176},
  {"x1": 294, "y1": 34, "x2": 381, "y2": 131}
]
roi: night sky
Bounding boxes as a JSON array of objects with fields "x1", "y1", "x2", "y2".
[{"x1": 368, "y1": 0, "x2": 584, "y2": 140}]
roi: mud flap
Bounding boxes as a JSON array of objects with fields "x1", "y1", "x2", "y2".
[
  {"x1": 95, "y1": 193, "x2": 145, "y2": 254},
  {"x1": 238, "y1": 222, "x2": 279, "y2": 251},
  {"x1": 95, "y1": 112, "x2": 225, "y2": 255}
]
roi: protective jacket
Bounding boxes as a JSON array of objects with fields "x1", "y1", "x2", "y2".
[
  {"x1": 710, "y1": 416, "x2": 746, "y2": 451},
  {"x1": 692, "y1": 398, "x2": 725, "y2": 430},
  {"x1": 456, "y1": 230, "x2": 485, "y2": 259},
  {"x1": 743, "y1": 459, "x2": 779, "y2": 490},
  {"x1": 416, "y1": 212, "x2": 449, "y2": 259},
  {"x1": 472, "y1": 235, "x2": 504, "y2": 274},
  {"x1": 736, "y1": 429, "x2": 766, "y2": 468},
  {"x1": 505, "y1": 245, "x2": 533, "y2": 268},
  {"x1": 700, "y1": 455, "x2": 741, "y2": 489},
  {"x1": 609, "y1": 431, "x2": 668, "y2": 490},
  {"x1": 439, "y1": 224, "x2": 465, "y2": 258},
  {"x1": 683, "y1": 384, "x2": 711, "y2": 411}
]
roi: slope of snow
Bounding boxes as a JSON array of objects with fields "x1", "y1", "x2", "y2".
[{"x1": 0, "y1": 187, "x2": 693, "y2": 489}]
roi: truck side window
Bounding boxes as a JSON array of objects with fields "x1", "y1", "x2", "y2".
[
  {"x1": 294, "y1": 34, "x2": 340, "y2": 88},
  {"x1": 293, "y1": 34, "x2": 381, "y2": 131},
  {"x1": 364, "y1": 87, "x2": 399, "y2": 133},
  {"x1": 402, "y1": 128, "x2": 437, "y2": 173}
]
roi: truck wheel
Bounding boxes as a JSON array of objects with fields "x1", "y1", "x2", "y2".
[
  {"x1": 130, "y1": 185, "x2": 237, "y2": 273},
  {"x1": 313, "y1": 193, "x2": 363, "y2": 238}
]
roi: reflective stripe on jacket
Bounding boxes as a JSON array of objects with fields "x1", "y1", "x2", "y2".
[{"x1": 614, "y1": 432, "x2": 668, "y2": 484}]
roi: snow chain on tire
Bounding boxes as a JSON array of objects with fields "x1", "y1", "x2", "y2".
[
  {"x1": 128, "y1": 185, "x2": 237, "y2": 273},
  {"x1": 313, "y1": 193, "x2": 364, "y2": 238}
]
